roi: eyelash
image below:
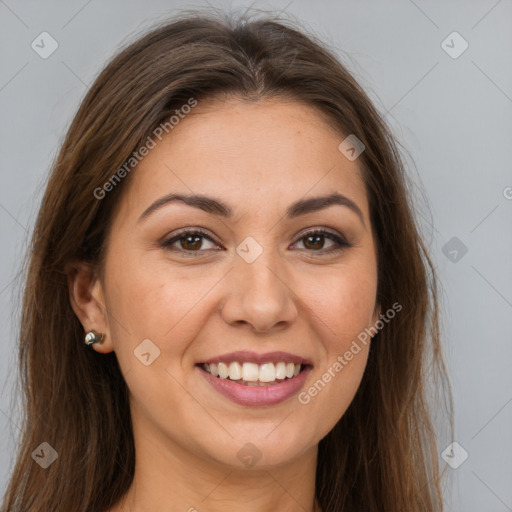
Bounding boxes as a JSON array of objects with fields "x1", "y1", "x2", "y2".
[{"x1": 160, "y1": 228, "x2": 353, "y2": 257}]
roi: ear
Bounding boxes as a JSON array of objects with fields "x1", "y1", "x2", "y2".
[{"x1": 65, "y1": 260, "x2": 114, "y2": 354}]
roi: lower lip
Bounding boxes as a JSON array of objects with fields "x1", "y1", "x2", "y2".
[{"x1": 198, "y1": 366, "x2": 311, "y2": 406}]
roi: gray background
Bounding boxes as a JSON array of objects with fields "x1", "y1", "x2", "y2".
[{"x1": 1, "y1": 0, "x2": 511, "y2": 510}]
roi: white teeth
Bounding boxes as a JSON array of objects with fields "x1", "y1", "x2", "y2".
[
  {"x1": 275, "y1": 362, "x2": 286, "y2": 380},
  {"x1": 242, "y1": 362, "x2": 260, "y2": 382},
  {"x1": 209, "y1": 363, "x2": 219, "y2": 377},
  {"x1": 218, "y1": 362, "x2": 229, "y2": 379},
  {"x1": 228, "y1": 361, "x2": 242, "y2": 380},
  {"x1": 203, "y1": 361, "x2": 303, "y2": 383},
  {"x1": 259, "y1": 363, "x2": 276, "y2": 382}
]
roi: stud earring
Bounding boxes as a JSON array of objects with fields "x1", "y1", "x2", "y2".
[{"x1": 84, "y1": 330, "x2": 104, "y2": 346}]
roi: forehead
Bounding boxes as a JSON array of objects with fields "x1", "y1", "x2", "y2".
[{"x1": 116, "y1": 97, "x2": 369, "y2": 224}]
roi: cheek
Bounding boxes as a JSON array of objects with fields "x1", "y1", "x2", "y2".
[
  {"x1": 292, "y1": 261, "x2": 376, "y2": 429},
  {"x1": 102, "y1": 255, "x2": 218, "y2": 434},
  {"x1": 300, "y1": 260, "x2": 378, "y2": 346},
  {"x1": 103, "y1": 250, "x2": 223, "y2": 366},
  {"x1": 310, "y1": 271, "x2": 374, "y2": 364}
]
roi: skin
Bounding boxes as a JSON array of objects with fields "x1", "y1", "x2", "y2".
[{"x1": 69, "y1": 96, "x2": 380, "y2": 512}]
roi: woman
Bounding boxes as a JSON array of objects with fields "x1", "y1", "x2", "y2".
[{"x1": 2, "y1": 9, "x2": 453, "y2": 512}]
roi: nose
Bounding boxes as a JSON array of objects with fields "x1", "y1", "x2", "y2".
[{"x1": 219, "y1": 247, "x2": 298, "y2": 333}]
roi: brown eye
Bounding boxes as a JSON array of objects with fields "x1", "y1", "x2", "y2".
[
  {"x1": 161, "y1": 229, "x2": 219, "y2": 255},
  {"x1": 178, "y1": 234, "x2": 203, "y2": 251},
  {"x1": 293, "y1": 229, "x2": 352, "y2": 254},
  {"x1": 302, "y1": 233, "x2": 330, "y2": 250}
]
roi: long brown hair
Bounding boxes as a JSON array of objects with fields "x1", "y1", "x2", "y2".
[{"x1": 2, "y1": 8, "x2": 453, "y2": 511}]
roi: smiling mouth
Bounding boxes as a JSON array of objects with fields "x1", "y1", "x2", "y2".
[{"x1": 198, "y1": 361, "x2": 309, "y2": 386}]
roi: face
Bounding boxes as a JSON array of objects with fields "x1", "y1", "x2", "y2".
[{"x1": 75, "y1": 97, "x2": 379, "y2": 470}]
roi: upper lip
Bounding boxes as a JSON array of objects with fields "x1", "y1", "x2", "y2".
[{"x1": 198, "y1": 351, "x2": 312, "y2": 366}]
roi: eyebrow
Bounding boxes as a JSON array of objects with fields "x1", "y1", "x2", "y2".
[{"x1": 137, "y1": 192, "x2": 365, "y2": 225}]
